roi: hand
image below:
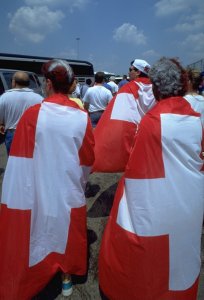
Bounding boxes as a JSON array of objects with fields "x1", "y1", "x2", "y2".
[{"x1": 0, "y1": 125, "x2": 5, "y2": 135}]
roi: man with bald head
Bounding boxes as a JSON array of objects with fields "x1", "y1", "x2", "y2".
[
  {"x1": 0, "y1": 71, "x2": 43, "y2": 154},
  {"x1": 12, "y1": 71, "x2": 30, "y2": 87}
]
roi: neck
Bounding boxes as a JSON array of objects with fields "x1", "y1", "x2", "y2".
[{"x1": 188, "y1": 90, "x2": 198, "y2": 96}]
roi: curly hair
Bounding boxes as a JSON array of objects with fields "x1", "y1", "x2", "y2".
[
  {"x1": 149, "y1": 57, "x2": 188, "y2": 99},
  {"x1": 41, "y1": 59, "x2": 75, "y2": 94}
]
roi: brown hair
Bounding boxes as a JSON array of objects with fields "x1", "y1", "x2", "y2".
[
  {"x1": 41, "y1": 59, "x2": 75, "y2": 94},
  {"x1": 186, "y1": 68, "x2": 200, "y2": 92}
]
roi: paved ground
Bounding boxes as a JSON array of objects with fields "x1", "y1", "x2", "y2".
[{"x1": 0, "y1": 143, "x2": 203, "y2": 300}]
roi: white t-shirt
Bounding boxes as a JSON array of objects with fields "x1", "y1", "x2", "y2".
[
  {"x1": 107, "y1": 81, "x2": 119, "y2": 94},
  {"x1": 0, "y1": 88, "x2": 43, "y2": 130},
  {"x1": 184, "y1": 94, "x2": 204, "y2": 126},
  {"x1": 83, "y1": 85, "x2": 112, "y2": 112}
]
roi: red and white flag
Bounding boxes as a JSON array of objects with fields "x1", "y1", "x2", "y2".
[
  {"x1": 92, "y1": 78, "x2": 155, "y2": 172},
  {"x1": 99, "y1": 96, "x2": 204, "y2": 300},
  {"x1": 0, "y1": 94, "x2": 94, "y2": 300}
]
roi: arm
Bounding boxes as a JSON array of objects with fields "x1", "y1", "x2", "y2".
[
  {"x1": 84, "y1": 102, "x2": 90, "y2": 112},
  {"x1": 83, "y1": 90, "x2": 90, "y2": 112}
]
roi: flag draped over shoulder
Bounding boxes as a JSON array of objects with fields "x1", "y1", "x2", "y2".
[
  {"x1": 92, "y1": 78, "x2": 155, "y2": 173},
  {"x1": 0, "y1": 94, "x2": 94, "y2": 300},
  {"x1": 99, "y1": 97, "x2": 204, "y2": 300}
]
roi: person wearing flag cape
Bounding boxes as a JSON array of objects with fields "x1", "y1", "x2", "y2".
[
  {"x1": 0, "y1": 59, "x2": 95, "y2": 299},
  {"x1": 99, "y1": 57, "x2": 204, "y2": 300},
  {"x1": 92, "y1": 59, "x2": 156, "y2": 173}
]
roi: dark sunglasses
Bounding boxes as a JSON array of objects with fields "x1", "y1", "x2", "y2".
[{"x1": 129, "y1": 67, "x2": 137, "y2": 72}]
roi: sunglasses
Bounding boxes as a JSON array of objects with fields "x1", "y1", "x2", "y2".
[{"x1": 129, "y1": 67, "x2": 137, "y2": 72}]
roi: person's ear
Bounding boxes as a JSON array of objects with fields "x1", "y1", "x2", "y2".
[
  {"x1": 11, "y1": 78, "x2": 16, "y2": 88},
  {"x1": 46, "y1": 79, "x2": 54, "y2": 93},
  {"x1": 46, "y1": 79, "x2": 52, "y2": 89},
  {"x1": 136, "y1": 70, "x2": 141, "y2": 76}
]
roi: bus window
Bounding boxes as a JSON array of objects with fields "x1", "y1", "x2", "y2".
[
  {"x1": 2, "y1": 72, "x2": 13, "y2": 89},
  {"x1": 0, "y1": 78, "x2": 5, "y2": 95}
]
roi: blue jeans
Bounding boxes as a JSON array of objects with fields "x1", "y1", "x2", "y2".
[
  {"x1": 89, "y1": 111, "x2": 104, "y2": 128},
  {"x1": 5, "y1": 130, "x2": 15, "y2": 155}
]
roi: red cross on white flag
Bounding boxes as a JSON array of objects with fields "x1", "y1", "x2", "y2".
[
  {"x1": 99, "y1": 97, "x2": 204, "y2": 300},
  {"x1": 0, "y1": 95, "x2": 94, "y2": 299},
  {"x1": 92, "y1": 78, "x2": 156, "y2": 172}
]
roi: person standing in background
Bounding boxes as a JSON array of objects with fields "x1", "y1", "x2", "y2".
[
  {"x1": 107, "y1": 76, "x2": 118, "y2": 96},
  {"x1": 92, "y1": 59, "x2": 155, "y2": 172},
  {"x1": 0, "y1": 71, "x2": 43, "y2": 155},
  {"x1": 69, "y1": 78, "x2": 84, "y2": 109},
  {"x1": 80, "y1": 78, "x2": 92, "y2": 99},
  {"x1": 185, "y1": 68, "x2": 204, "y2": 126},
  {"x1": 71, "y1": 77, "x2": 81, "y2": 98},
  {"x1": 118, "y1": 74, "x2": 128, "y2": 89},
  {"x1": 198, "y1": 71, "x2": 204, "y2": 95},
  {"x1": 103, "y1": 77, "x2": 113, "y2": 93},
  {"x1": 83, "y1": 71, "x2": 112, "y2": 128}
]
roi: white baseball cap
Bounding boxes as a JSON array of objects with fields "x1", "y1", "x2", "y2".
[{"x1": 132, "y1": 59, "x2": 151, "y2": 75}]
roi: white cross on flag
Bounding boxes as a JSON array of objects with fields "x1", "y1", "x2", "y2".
[
  {"x1": 99, "y1": 96, "x2": 204, "y2": 300},
  {"x1": 0, "y1": 95, "x2": 94, "y2": 299},
  {"x1": 92, "y1": 78, "x2": 156, "y2": 172}
]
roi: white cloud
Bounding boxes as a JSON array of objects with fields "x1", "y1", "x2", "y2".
[
  {"x1": 155, "y1": 0, "x2": 204, "y2": 64},
  {"x1": 113, "y1": 23, "x2": 146, "y2": 46},
  {"x1": 87, "y1": 53, "x2": 94, "y2": 63},
  {"x1": 155, "y1": 0, "x2": 186, "y2": 16},
  {"x1": 9, "y1": 6, "x2": 64, "y2": 43},
  {"x1": 142, "y1": 50, "x2": 160, "y2": 59},
  {"x1": 183, "y1": 33, "x2": 204, "y2": 52},
  {"x1": 175, "y1": 11, "x2": 204, "y2": 32},
  {"x1": 25, "y1": 0, "x2": 63, "y2": 4},
  {"x1": 24, "y1": 0, "x2": 90, "y2": 11},
  {"x1": 181, "y1": 33, "x2": 204, "y2": 62},
  {"x1": 8, "y1": 0, "x2": 90, "y2": 44},
  {"x1": 155, "y1": 0, "x2": 197, "y2": 16}
]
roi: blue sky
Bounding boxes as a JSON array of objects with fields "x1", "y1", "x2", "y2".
[{"x1": 0, "y1": 0, "x2": 203, "y2": 75}]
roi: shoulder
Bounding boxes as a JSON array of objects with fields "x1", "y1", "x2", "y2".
[
  {"x1": 101, "y1": 85, "x2": 112, "y2": 94},
  {"x1": 0, "y1": 89, "x2": 17, "y2": 102},
  {"x1": 86, "y1": 86, "x2": 95, "y2": 93},
  {"x1": 1, "y1": 88, "x2": 17, "y2": 96},
  {"x1": 26, "y1": 90, "x2": 43, "y2": 101},
  {"x1": 87, "y1": 85, "x2": 102, "y2": 93},
  {"x1": 33, "y1": 92, "x2": 44, "y2": 100}
]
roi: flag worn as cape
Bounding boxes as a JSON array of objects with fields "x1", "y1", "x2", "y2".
[
  {"x1": 99, "y1": 96, "x2": 204, "y2": 300},
  {"x1": 92, "y1": 78, "x2": 155, "y2": 173},
  {"x1": 0, "y1": 94, "x2": 95, "y2": 300}
]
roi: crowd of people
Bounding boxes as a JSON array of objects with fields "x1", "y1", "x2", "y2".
[{"x1": 0, "y1": 57, "x2": 203, "y2": 300}]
